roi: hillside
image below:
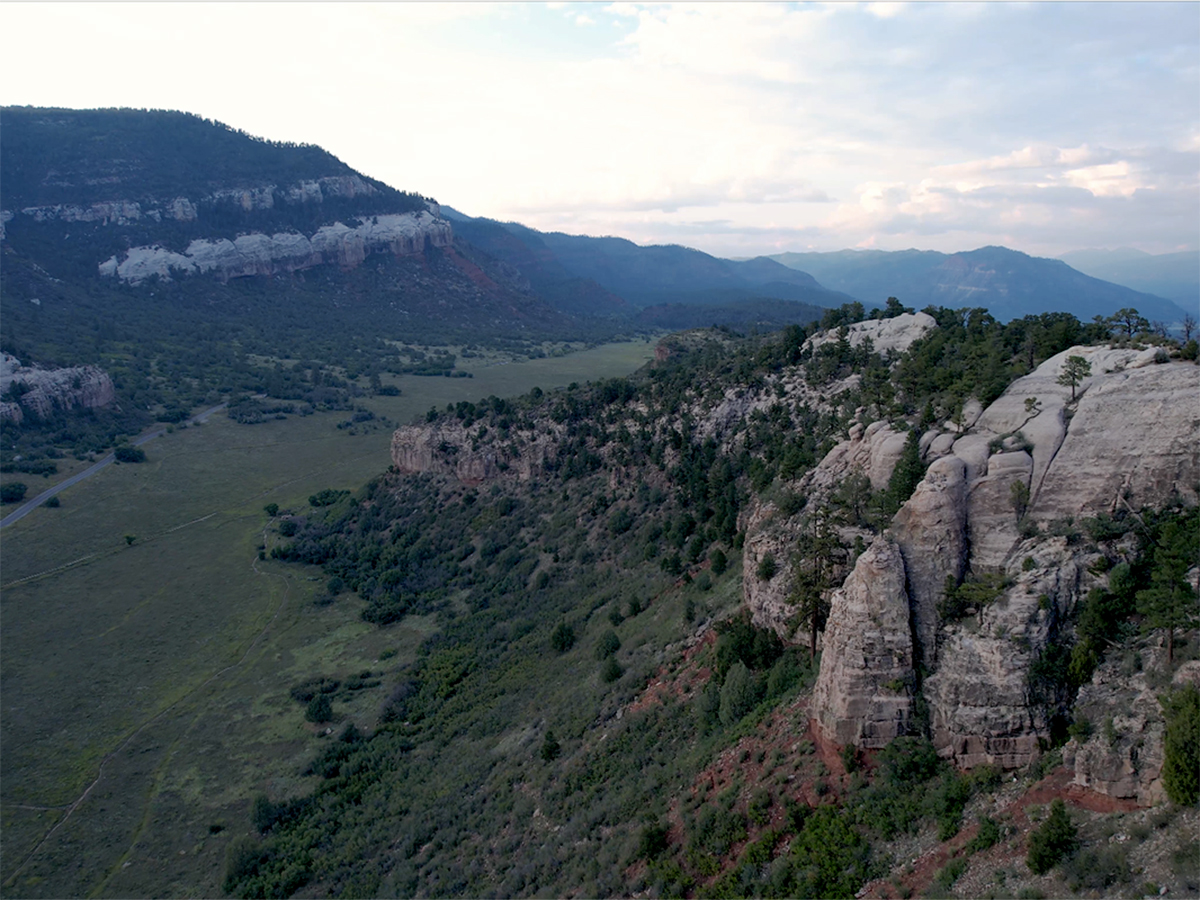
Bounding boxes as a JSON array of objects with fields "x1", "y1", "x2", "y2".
[
  {"x1": 445, "y1": 207, "x2": 858, "y2": 312},
  {"x1": 768, "y1": 247, "x2": 1191, "y2": 326},
  {"x1": 214, "y1": 304, "x2": 1198, "y2": 899},
  {"x1": 0, "y1": 108, "x2": 645, "y2": 462},
  {"x1": 1058, "y1": 248, "x2": 1200, "y2": 313}
]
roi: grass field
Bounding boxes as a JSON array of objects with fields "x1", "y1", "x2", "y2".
[{"x1": 0, "y1": 339, "x2": 655, "y2": 898}]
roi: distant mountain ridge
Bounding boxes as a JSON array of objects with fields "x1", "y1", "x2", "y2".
[
  {"x1": 767, "y1": 246, "x2": 1191, "y2": 325},
  {"x1": 444, "y1": 206, "x2": 858, "y2": 313},
  {"x1": 1057, "y1": 248, "x2": 1199, "y2": 312}
]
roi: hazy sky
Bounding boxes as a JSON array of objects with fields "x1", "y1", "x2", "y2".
[{"x1": 3, "y1": 2, "x2": 1198, "y2": 258}]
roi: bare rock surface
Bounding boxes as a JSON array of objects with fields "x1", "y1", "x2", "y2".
[
  {"x1": 390, "y1": 421, "x2": 559, "y2": 486},
  {"x1": 0, "y1": 353, "x2": 116, "y2": 425},
  {"x1": 803, "y1": 311, "x2": 936, "y2": 357},
  {"x1": 100, "y1": 210, "x2": 452, "y2": 284},
  {"x1": 741, "y1": 496, "x2": 804, "y2": 641},
  {"x1": 811, "y1": 538, "x2": 914, "y2": 748},
  {"x1": 891, "y1": 455, "x2": 969, "y2": 665},
  {"x1": 1063, "y1": 646, "x2": 1172, "y2": 806}
]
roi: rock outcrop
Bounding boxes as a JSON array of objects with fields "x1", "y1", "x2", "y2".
[
  {"x1": 803, "y1": 311, "x2": 937, "y2": 357},
  {"x1": 390, "y1": 421, "x2": 559, "y2": 486},
  {"x1": 811, "y1": 538, "x2": 914, "y2": 748},
  {"x1": 891, "y1": 455, "x2": 969, "y2": 665},
  {"x1": 810, "y1": 348, "x2": 1199, "y2": 769},
  {"x1": 100, "y1": 210, "x2": 453, "y2": 284},
  {"x1": 0, "y1": 353, "x2": 116, "y2": 425}
]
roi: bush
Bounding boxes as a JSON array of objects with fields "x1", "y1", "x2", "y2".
[
  {"x1": 305, "y1": 694, "x2": 333, "y2": 723},
  {"x1": 638, "y1": 822, "x2": 669, "y2": 860},
  {"x1": 0, "y1": 482, "x2": 27, "y2": 503},
  {"x1": 114, "y1": 445, "x2": 146, "y2": 463},
  {"x1": 756, "y1": 553, "x2": 778, "y2": 581},
  {"x1": 594, "y1": 630, "x2": 620, "y2": 659},
  {"x1": 550, "y1": 622, "x2": 576, "y2": 653},
  {"x1": 600, "y1": 656, "x2": 623, "y2": 683},
  {"x1": 44, "y1": 495, "x2": 60, "y2": 508},
  {"x1": 709, "y1": 548, "x2": 728, "y2": 575},
  {"x1": 1161, "y1": 685, "x2": 1200, "y2": 806},
  {"x1": 1026, "y1": 799, "x2": 1077, "y2": 875},
  {"x1": 540, "y1": 731, "x2": 561, "y2": 762}
]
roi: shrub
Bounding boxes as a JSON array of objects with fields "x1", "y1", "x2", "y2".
[
  {"x1": 1160, "y1": 685, "x2": 1200, "y2": 806},
  {"x1": 709, "y1": 548, "x2": 728, "y2": 575},
  {"x1": 550, "y1": 622, "x2": 576, "y2": 653},
  {"x1": 305, "y1": 694, "x2": 333, "y2": 723},
  {"x1": 114, "y1": 445, "x2": 146, "y2": 463},
  {"x1": 0, "y1": 482, "x2": 28, "y2": 503},
  {"x1": 756, "y1": 553, "x2": 778, "y2": 581},
  {"x1": 718, "y1": 661, "x2": 758, "y2": 726},
  {"x1": 594, "y1": 630, "x2": 620, "y2": 659},
  {"x1": 44, "y1": 495, "x2": 60, "y2": 508},
  {"x1": 637, "y1": 823, "x2": 670, "y2": 860},
  {"x1": 540, "y1": 731, "x2": 561, "y2": 762},
  {"x1": 264, "y1": 503, "x2": 279, "y2": 517},
  {"x1": 1026, "y1": 799, "x2": 1077, "y2": 875},
  {"x1": 600, "y1": 656, "x2": 623, "y2": 683}
]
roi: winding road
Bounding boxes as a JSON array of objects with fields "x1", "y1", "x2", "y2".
[{"x1": 0, "y1": 403, "x2": 228, "y2": 529}]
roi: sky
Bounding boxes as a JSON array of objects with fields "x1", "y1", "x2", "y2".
[{"x1": 3, "y1": 2, "x2": 1198, "y2": 259}]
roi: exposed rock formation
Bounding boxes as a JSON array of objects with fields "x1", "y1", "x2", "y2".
[
  {"x1": 100, "y1": 211, "x2": 453, "y2": 284},
  {"x1": 0, "y1": 353, "x2": 116, "y2": 425},
  {"x1": 803, "y1": 311, "x2": 937, "y2": 357},
  {"x1": 1061, "y1": 646, "x2": 1177, "y2": 807},
  {"x1": 390, "y1": 421, "x2": 558, "y2": 486},
  {"x1": 891, "y1": 455, "x2": 969, "y2": 665},
  {"x1": 810, "y1": 349, "x2": 1199, "y2": 767},
  {"x1": 811, "y1": 538, "x2": 914, "y2": 748},
  {"x1": 742, "y1": 497, "x2": 803, "y2": 641}
]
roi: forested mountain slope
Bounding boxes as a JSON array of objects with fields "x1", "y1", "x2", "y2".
[{"x1": 222, "y1": 303, "x2": 1199, "y2": 899}]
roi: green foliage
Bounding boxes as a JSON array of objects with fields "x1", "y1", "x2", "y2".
[
  {"x1": 1026, "y1": 799, "x2": 1077, "y2": 875},
  {"x1": 708, "y1": 548, "x2": 728, "y2": 575},
  {"x1": 0, "y1": 482, "x2": 28, "y2": 503},
  {"x1": 879, "y1": 429, "x2": 925, "y2": 517},
  {"x1": 939, "y1": 572, "x2": 1007, "y2": 622},
  {"x1": 600, "y1": 655, "x2": 624, "y2": 683},
  {"x1": 304, "y1": 694, "x2": 332, "y2": 724},
  {"x1": 1160, "y1": 685, "x2": 1200, "y2": 806},
  {"x1": 550, "y1": 622, "x2": 576, "y2": 653},
  {"x1": 1136, "y1": 509, "x2": 1200, "y2": 662},
  {"x1": 116, "y1": 445, "x2": 149, "y2": 465},
  {"x1": 540, "y1": 731, "x2": 561, "y2": 762},
  {"x1": 595, "y1": 630, "x2": 621, "y2": 659},
  {"x1": 756, "y1": 553, "x2": 778, "y2": 581},
  {"x1": 1056, "y1": 355, "x2": 1091, "y2": 401},
  {"x1": 263, "y1": 502, "x2": 279, "y2": 517},
  {"x1": 638, "y1": 822, "x2": 670, "y2": 860},
  {"x1": 308, "y1": 488, "x2": 349, "y2": 507},
  {"x1": 965, "y1": 815, "x2": 1003, "y2": 854},
  {"x1": 786, "y1": 806, "x2": 872, "y2": 899},
  {"x1": 717, "y1": 662, "x2": 758, "y2": 726}
]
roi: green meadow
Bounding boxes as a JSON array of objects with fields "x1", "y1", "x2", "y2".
[{"x1": 0, "y1": 339, "x2": 655, "y2": 898}]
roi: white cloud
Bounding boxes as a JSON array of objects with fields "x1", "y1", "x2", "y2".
[{"x1": 1, "y1": 1, "x2": 1196, "y2": 257}]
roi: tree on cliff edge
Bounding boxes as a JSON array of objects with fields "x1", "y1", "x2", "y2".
[{"x1": 1056, "y1": 355, "x2": 1091, "y2": 402}]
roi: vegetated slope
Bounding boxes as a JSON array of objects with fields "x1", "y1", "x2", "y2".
[
  {"x1": 769, "y1": 246, "x2": 1191, "y2": 325},
  {"x1": 0, "y1": 107, "x2": 640, "y2": 460},
  {"x1": 445, "y1": 206, "x2": 858, "y2": 314},
  {"x1": 1058, "y1": 248, "x2": 1200, "y2": 312},
  {"x1": 224, "y1": 300, "x2": 1198, "y2": 899}
]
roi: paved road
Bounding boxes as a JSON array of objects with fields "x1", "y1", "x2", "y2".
[{"x1": 0, "y1": 403, "x2": 228, "y2": 529}]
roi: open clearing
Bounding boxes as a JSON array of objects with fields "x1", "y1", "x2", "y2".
[{"x1": 0, "y1": 339, "x2": 655, "y2": 898}]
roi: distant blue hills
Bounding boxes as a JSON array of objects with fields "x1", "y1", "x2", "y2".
[{"x1": 448, "y1": 206, "x2": 1192, "y2": 326}]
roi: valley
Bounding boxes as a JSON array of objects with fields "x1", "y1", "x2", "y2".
[
  {"x1": 0, "y1": 103, "x2": 1196, "y2": 900},
  {"x1": 0, "y1": 341, "x2": 655, "y2": 898}
]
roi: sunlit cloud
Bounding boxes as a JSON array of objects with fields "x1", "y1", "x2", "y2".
[{"x1": 1, "y1": 1, "x2": 1196, "y2": 257}]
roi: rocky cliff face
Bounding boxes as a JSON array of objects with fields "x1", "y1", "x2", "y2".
[
  {"x1": 0, "y1": 353, "x2": 116, "y2": 424},
  {"x1": 390, "y1": 420, "x2": 561, "y2": 486},
  {"x1": 811, "y1": 539, "x2": 914, "y2": 748},
  {"x1": 98, "y1": 210, "x2": 453, "y2": 284},
  {"x1": 807, "y1": 347, "x2": 1199, "y2": 772}
]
